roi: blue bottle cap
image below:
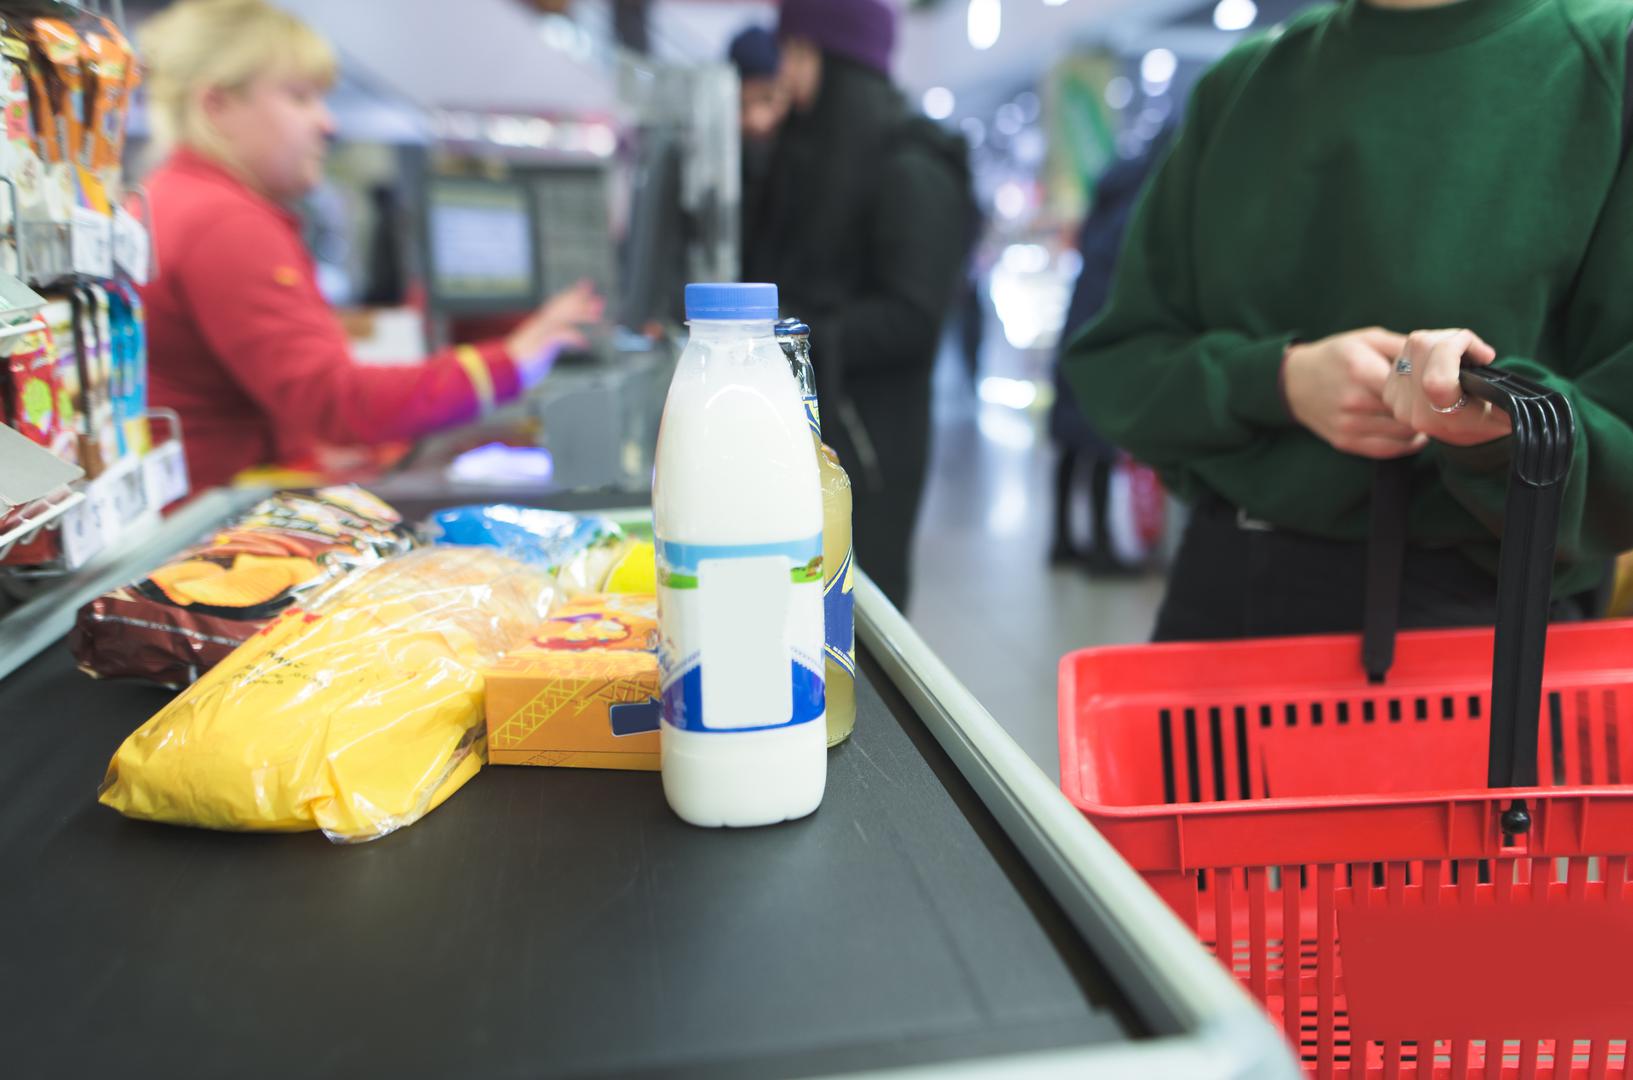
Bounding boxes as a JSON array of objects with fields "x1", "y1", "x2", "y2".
[
  {"x1": 685, "y1": 282, "x2": 779, "y2": 321},
  {"x1": 775, "y1": 317, "x2": 810, "y2": 337}
]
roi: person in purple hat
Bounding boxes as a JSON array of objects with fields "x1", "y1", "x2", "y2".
[{"x1": 744, "y1": 0, "x2": 974, "y2": 610}]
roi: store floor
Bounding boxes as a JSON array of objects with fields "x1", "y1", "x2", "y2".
[{"x1": 905, "y1": 332, "x2": 1165, "y2": 783}]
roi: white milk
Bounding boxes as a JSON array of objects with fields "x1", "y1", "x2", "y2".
[{"x1": 652, "y1": 283, "x2": 827, "y2": 827}]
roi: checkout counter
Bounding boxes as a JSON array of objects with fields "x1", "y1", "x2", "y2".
[{"x1": 0, "y1": 482, "x2": 1298, "y2": 1079}]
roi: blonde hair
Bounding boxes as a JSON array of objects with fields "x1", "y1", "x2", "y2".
[{"x1": 141, "y1": 0, "x2": 336, "y2": 158}]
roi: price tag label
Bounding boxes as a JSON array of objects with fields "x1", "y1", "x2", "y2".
[
  {"x1": 142, "y1": 441, "x2": 190, "y2": 509},
  {"x1": 70, "y1": 206, "x2": 113, "y2": 278},
  {"x1": 113, "y1": 207, "x2": 150, "y2": 285},
  {"x1": 59, "y1": 491, "x2": 106, "y2": 569},
  {"x1": 110, "y1": 462, "x2": 149, "y2": 522}
]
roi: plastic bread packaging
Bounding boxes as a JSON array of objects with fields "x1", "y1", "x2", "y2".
[
  {"x1": 423, "y1": 504, "x2": 635, "y2": 596},
  {"x1": 98, "y1": 546, "x2": 559, "y2": 843}
]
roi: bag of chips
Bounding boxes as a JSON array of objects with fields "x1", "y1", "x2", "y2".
[
  {"x1": 99, "y1": 546, "x2": 557, "y2": 843},
  {"x1": 70, "y1": 486, "x2": 412, "y2": 687}
]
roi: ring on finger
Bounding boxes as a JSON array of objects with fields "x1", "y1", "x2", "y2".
[
  {"x1": 1395, "y1": 354, "x2": 1413, "y2": 376},
  {"x1": 1430, "y1": 393, "x2": 1470, "y2": 415}
]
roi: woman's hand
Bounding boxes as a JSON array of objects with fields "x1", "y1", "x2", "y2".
[
  {"x1": 1283, "y1": 326, "x2": 1428, "y2": 458},
  {"x1": 1381, "y1": 328, "x2": 1512, "y2": 447},
  {"x1": 506, "y1": 280, "x2": 606, "y2": 387}
]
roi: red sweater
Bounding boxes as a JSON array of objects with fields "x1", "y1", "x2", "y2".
[{"x1": 141, "y1": 149, "x2": 522, "y2": 490}]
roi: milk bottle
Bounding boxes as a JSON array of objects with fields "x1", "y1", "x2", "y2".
[{"x1": 652, "y1": 283, "x2": 827, "y2": 827}]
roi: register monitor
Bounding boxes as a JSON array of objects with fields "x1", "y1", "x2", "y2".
[{"x1": 423, "y1": 177, "x2": 543, "y2": 314}]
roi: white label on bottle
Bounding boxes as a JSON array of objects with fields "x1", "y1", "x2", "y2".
[
  {"x1": 698, "y1": 556, "x2": 793, "y2": 730},
  {"x1": 656, "y1": 534, "x2": 825, "y2": 734}
]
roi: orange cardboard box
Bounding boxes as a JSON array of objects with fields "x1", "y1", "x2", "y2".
[{"x1": 484, "y1": 594, "x2": 661, "y2": 770}]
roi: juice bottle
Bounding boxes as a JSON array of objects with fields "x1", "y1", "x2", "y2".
[
  {"x1": 776, "y1": 318, "x2": 855, "y2": 746},
  {"x1": 652, "y1": 283, "x2": 827, "y2": 827}
]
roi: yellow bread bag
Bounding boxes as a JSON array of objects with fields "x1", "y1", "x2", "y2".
[{"x1": 99, "y1": 547, "x2": 557, "y2": 843}]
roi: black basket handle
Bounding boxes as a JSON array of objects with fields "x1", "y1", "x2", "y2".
[{"x1": 1362, "y1": 363, "x2": 1576, "y2": 834}]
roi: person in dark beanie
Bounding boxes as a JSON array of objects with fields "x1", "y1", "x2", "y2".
[
  {"x1": 728, "y1": 26, "x2": 785, "y2": 144},
  {"x1": 727, "y1": 26, "x2": 786, "y2": 260},
  {"x1": 745, "y1": 0, "x2": 974, "y2": 610}
]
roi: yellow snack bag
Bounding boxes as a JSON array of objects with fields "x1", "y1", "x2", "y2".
[{"x1": 99, "y1": 547, "x2": 557, "y2": 842}]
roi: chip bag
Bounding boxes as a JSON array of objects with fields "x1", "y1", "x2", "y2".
[
  {"x1": 71, "y1": 486, "x2": 412, "y2": 687},
  {"x1": 99, "y1": 546, "x2": 557, "y2": 843}
]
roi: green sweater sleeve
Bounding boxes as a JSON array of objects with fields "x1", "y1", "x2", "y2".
[
  {"x1": 1435, "y1": 146, "x2": 1633, "y2": 567},
  {"x1": 1062, "y1": 43, "x2": 1295, "y2": 471}
]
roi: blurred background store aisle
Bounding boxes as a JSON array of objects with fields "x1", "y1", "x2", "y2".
[{"x1": 907, "y1": 321, "x2": 1165, "y2": 779}]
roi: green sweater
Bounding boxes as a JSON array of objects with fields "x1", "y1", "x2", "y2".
[{"x1": 1066, "y1": 0, "x2": 1633, "y2": 594}]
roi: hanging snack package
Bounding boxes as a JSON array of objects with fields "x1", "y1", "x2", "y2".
[
  {"x1": 0, "y1": 19, "x2": 44, "y2": 267},
  {"x1": 70, "y1": 486, "x2": 413, "y2": 687},
  {"x1": 30, "y1": 18, "x2": 102, "y2": 211},
  {"x1": 3, "y1": 321, "x2": 73, "y2": 462},
  {"x1": 80, "y1": 17, "x2": 132, "y2": 203},
  {"x1": 42, "y1": 295, "x2": 82, "y2": 458},
  {"x1": 99, "y1": 547, "x2": 557, "y2": 842},
  {"x1": 424, "y1": 504, "x2": 635, "y2": 597},
  {"x1": 107, "y1": 282, "x2": 147, "y2": 454},
  {"x1": 27, "y1": 19, "x2": 88, "y2": 215}
]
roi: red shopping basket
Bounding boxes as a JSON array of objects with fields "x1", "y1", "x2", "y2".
[{"x1": 1059, "y1": 366, "x2": 1633, "y2": 1078}]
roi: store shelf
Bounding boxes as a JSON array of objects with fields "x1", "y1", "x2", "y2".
[
  {"x1": 1, "y1": 410, "x2": 190, "y2": 575},
  {"x1": 0, "y1": 488, "x2": 84, "y2": 561},
  {"x1": 15, "y1": 193, "x2": 150, "y2": 286}
]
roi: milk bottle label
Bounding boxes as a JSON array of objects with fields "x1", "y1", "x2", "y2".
[
  {"x1": 656, "y1": 535, "x2": 826, "y2": 733},
  {"x1": 824, "y1": 545, "x2": 856, "y2": 679}
]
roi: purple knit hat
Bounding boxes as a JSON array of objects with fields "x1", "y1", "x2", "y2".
[{"x1": 779, "y1": 0, "x2": 896, "y2": 75}]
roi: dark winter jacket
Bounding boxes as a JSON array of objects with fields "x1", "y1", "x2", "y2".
[{"x1": 744, "y1": 57, "x2": 972, "y2": 498}]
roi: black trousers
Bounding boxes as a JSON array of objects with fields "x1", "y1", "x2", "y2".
[{"x1": 1153, "y1": 498, "x2": 1586, "y2": 643}]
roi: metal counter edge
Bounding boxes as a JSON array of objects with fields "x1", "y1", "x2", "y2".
[
  {"x1": 824, "y1": 573, "x2": 1300, "y2": 1080},
  {"x1": 0, "y1": 486, "x2": 270, "y2": 683}
]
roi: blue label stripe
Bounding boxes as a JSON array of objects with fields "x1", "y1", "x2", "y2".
[
  {"x1": 803, "y1": 394, "x2": 822, "y2": 437},
  {"x1": 822, "y1": 544, "x2": 855, "y2": 679},
  {"x1": 823, "y1": 547, "x2": 853, "y2": 598},
  {"x1": 656, "y1": 535, "x2": 822, "y2": 577},
  {"x1": 824, "y1": 643, "x2": 858, "y2": 678}
]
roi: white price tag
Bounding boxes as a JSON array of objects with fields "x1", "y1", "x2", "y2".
[
  {"x1": 113, "y1": 207, "x2": 150, "y2": 285},
  {"x1": 141, "y1": 441, "x2": 190, "y2": 509},
  {"x1": 71, "y1": 206, "x2": 113, "y2": 278},
  {"x1": 109, "y1": 462, "x2": 149, "y2": 522},
  {"x1": 59, "y1": 492, "x2": 106, "y2": 569}
]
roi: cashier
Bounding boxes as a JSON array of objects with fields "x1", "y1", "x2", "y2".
[
  {"x1": 1066, "y1": 0, "x2": 1633, "y2": 641},
  {"x1": 137, "y1": 0, "x2": 602, "y2": 489}
]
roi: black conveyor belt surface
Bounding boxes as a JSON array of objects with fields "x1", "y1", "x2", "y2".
[{"x1": 0, "y1": 641, "x2": 1142, "y2": 1078}]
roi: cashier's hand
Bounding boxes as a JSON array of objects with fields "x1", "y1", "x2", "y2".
[
  {"x1": 1282, "y1": 327, "x2": 1428, "y2": 459},
  {"x1": 506, "y1": 280, "x2": 606, "y2": 388},
  {"x1": 1381, "y1": 328, "x2": 1513, "y2": 447}
]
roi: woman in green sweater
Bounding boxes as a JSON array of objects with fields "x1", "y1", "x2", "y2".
[{"x1": 1066, "y1": 0, "x2": 1633, "y2": 640}]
